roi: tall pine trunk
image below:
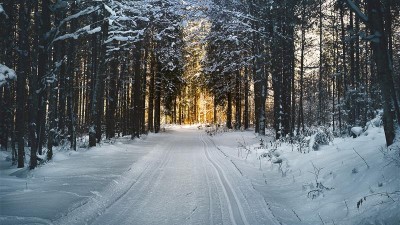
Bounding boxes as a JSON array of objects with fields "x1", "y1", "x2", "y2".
[
  {"x1": 16, "y1": 1, "x2": 30, "y2": 168},
  {"x1": 235, "y1": 71, "x2": 241, "y2": 130},
  {"x1": 132, "y1": 41, "x2": 142, "y2": 138}
]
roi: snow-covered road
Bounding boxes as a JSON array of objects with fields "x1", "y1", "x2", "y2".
[{"x1": 55, "y1": 127, "x2": 279, "y2": 225}]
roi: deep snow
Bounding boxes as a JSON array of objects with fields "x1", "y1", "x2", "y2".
[
  {"x1": 0, "y1": 125, "x2": 399, "y2": 225},
  {"x1": 210, "y1": 126, "x2": 400, "y2": 225}
]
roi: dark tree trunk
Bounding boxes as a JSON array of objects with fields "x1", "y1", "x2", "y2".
[
  {"x1": 148, "y1": 49, "x2": 155, "y2": 132},
  {"x1": 154, "y1": 68, "x2": 161, "y2": 133},
  {"x1": 89, "y1": 11, "x2": 100, "y2": 147},
  {"x1": 132, "y1": 41, "x2": 142, "y2": 138},
  {"x1": 35, "y1": 0, "x2": 51, "y2": 157},
  {"x1": 141, "y1": 42, "x2": 148, "y2": 134},
  {"x1": 365, "y1": 0, "x2": 398, "y2": 146},
  {"x1": 339, "y1": 3, "x2": 347, "y2": 134},
  {"x1": 244, "y1": 67, "x2": 249, "y2": 130},
  {"x1": 235, "y1": 71, "x2": 241, "y2": 130},
  {"x1": 16, "y1": 1, "x2": 30, "y2": 168},
  {"x1": 106, "y1": 54, "x2": 118, "y2": 139},
  {"x1": 318, "y1": 0, "x2": 324, "y2": 126},
  {"x1": 27, "y1": 1, "x2": 39, "y2": 169},
  {"x1": 298, "y1": 7, "x2": 305, "y2": 134},
  {"x1": 67, "y1": 2, "x2": 77, "y2": 150},
  {"x1": 95, "y1": 19, "x2": 109, "y2": 143},
  {"x1": 226, "y1": 90, "x2": 232, "y2": 129}
]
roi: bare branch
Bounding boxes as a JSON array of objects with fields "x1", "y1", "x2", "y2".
[{"x1": 353, "y1": 148, "x2": 370, "y2": 169}]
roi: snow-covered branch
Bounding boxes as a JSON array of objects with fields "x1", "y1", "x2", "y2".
[{"x1": 0, "y1": 64, "x2": 17, "y2": 87}]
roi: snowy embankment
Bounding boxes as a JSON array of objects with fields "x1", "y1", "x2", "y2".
[
  {"x1": 209, "y1": 126, "x2": 400, "y2": 225},
  {"x1": 0, "y1": 134, "x2": 165, "y2": 225}
]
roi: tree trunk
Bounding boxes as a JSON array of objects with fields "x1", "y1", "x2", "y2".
[
  {"x1": 244, "y1": 67, "x2": 249, "y2": 130},
  {"x1": 235, "y1": 71, "x2": 241, "y2": 130},
  {"x1": 141, "y1": 42, "x2": 148, "y2": 134},
  {"x1": 95, "y1": 18, "x2": 109, "y2": 143},
  {"x1": 366, "y1": 0, "x2": 398, "y2": 146},
  {"x1": 154, "y1": 67, "x2": 161, "y2": 133},
  {"x1": 132, "y1": 41, "x2": 142, "y2": 138},
  {"x1": 16, "y1": 1, "x2": 30, "y2": 168},
  {"x1": 89, "y1": 11, "x2": 100, "y2": 147},
  {"x1": 106, "y1": 54, "x2": 118, "y2": 139},
  {"x1": 318, "y1": 0, "x2": 324, "y2": 125},
  {"x1": 67, "y1": 3, "x2": 77, "y2": 150},
  {"x1": 148, "y1": 49, "x2": 155, "y2": 132},
  {"x1": 298, "y1": 8, "x2": 305, "y2": 134},
  {"x1": 226, "y1": 90, "x2": 232, "y2": 129}
]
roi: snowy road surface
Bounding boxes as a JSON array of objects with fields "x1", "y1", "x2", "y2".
[
  {"x1": 13, "y1": 127, "x2": 277, "y2": 225},
  {"x1": 76, "y1": 128, "x2": 278, "y2": 225},
  {"x1": 44, "y1": 127, "x2": 275, "y2": 225}
]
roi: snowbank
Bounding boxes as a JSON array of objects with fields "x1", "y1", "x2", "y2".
[
  {"x1": 210, "y1": 126, "x2": 400, "y2": 225},
  {"x1": 0, "y1": 135, "x2": 157, "y2": 224}
]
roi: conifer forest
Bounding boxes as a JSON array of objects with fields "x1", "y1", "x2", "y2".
[{"x1": 0, "y1": 1, "x2": 400, "y2": 224}]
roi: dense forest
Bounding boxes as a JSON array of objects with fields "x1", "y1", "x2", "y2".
[{"x1": 0, "y1": 0, "x2": 399, "y2": 170}]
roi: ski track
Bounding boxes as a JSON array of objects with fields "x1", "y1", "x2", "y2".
[
  {"x1": 200, "y1": 133, "x2": 249, "y2": 225},
  {"x1": 201, "y1": 148, "x2": 214, "y2": 225}
]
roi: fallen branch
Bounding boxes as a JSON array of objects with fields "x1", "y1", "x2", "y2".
[
  {"x1": 357, "y1": 191, "x2": 400, "y2": 209},
  {"x1": 353, "y1": 148, "x2": 370, "y2": 169}
]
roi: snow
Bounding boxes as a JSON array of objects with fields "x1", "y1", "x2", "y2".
[
  {"x1": 351, "y1": 127, "x2": 364, "y2": 136},
  {"x1": 0, "y1": 136, "x2": 150, "y2": 224},
  {"x1": 0, "y1": 64, "x2": 17, "y2": 87},
  {"x1": 53, "y1": 25, "x2": 102, "y2": 42},
  {"x1": 209, "y1": 126, "x2": 400, "y2": 225},
  {"x1": 87, "y1": 27, "x2": 101, "y2": 35},
  {"x1": 1, "y1": 125, "x2": 399, "y2": 225},
  {"x1": 0, "y1": 4, "x2": 5, "y2": 16},
  {"x1": 104, "y1": 4, "x2": 116, "y2": 16}
]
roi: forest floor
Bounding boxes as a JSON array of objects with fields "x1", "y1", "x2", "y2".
[{"x1": 0, "y1": 125, "x2": 399, "y2": 225}]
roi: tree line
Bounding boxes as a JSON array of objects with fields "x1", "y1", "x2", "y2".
[
  {"x1": 202, "y1": 0, "x2": 399, "y2": 143},
  {"x1": 0, "y1": 0, "x2": 185, "y2": 169}
]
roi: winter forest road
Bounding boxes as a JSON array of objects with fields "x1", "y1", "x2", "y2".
[{"x1": 55, "y1": 127, "x2": 280, "y2": 225}]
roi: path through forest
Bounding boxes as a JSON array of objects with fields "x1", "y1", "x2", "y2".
[{"x1": 58, "y1": 127, "x2": 279, "y2": 225}]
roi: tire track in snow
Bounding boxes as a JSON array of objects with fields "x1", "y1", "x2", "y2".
[{"x1": 200, "y1": 134, "x2": 250, "y2": 225}]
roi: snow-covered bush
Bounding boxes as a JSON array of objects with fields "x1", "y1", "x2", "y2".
[
  {"x1": 292, "y1": 126, "x2": 335, "y2": 152},
  {"x1": 309, "y1": 127, "x2": 333, "y2": 151},
  {"x1": 293, "y1": 134, "x2": 310, "y2": 153},
  {"x1": 365, "y1": 111, "x2": 383, "y2": 129}
]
